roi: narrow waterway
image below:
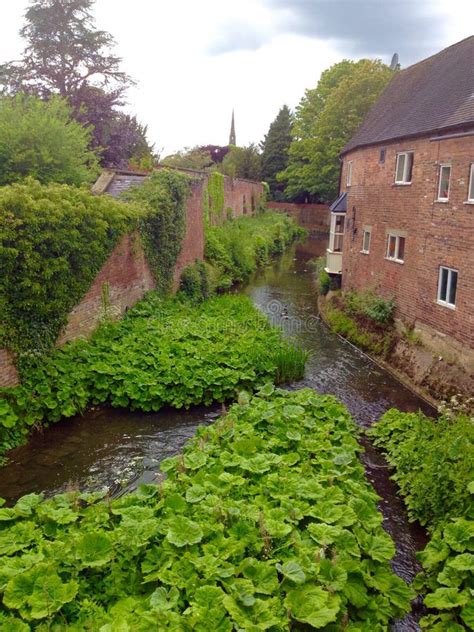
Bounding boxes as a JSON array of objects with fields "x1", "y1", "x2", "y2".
[{"x1": 0, "y1": 236, "x2": 434, "y2": 629}]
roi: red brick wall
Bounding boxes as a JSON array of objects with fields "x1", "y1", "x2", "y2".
[
  {"x1": 58, "y1": 232, "x2": 155, "y2": 345},
  {"x1": 0, "y1": 349, "x2": 18, "y2": 388},
  {"x1": 172, "y1": 179, "x2": 205, "y2": 289},
  {"x1": 340, "y1": 133, "x2": 474, "y2": 351},
  {"x1": 267, "y1": 202, "x2": 330, "y2": 231},
  {"x1": 223, "y1": 178, "x2": 264, "y2": 218}
]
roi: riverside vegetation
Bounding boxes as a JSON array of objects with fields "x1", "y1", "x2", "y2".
[
  {"x1": 0, "y1": 294, "x2": 307, "y2": 461},
  {"x1": 0, "y1": 388, "x2": 413, "y2": 630},
  {"x1": 370, "y1": 409, "x2": 474, "y2": 629}
]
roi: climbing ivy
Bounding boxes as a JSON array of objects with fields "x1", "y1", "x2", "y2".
[
  {"x1": 124, "y1": 169, "x2": 191, "y2": 293},
  {"x1": 203, "y1": 172, "x2": 225, "y2": 223},
  {"x1": 0, "y1": 179, "x2": 141, "y2": 364}
]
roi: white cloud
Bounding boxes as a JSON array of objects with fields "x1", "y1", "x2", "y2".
[{"x1": 1, "y1": 0, "x2": 473, "y2": 155}]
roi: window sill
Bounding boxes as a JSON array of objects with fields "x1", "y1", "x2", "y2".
[
  {"x1": 385, "y1": 257, "x2": 404, "y2": 264},
  {"x1": 360, "y1": 250, "x2": 370, "y2": 255},
  {"x1": 393, "y1": 181, "x2": 412, "y2": 186},
  {"x1": 435, "y1": 199, "x2": 449, "y2": 203},
  {"x1": 436, "y1": 300, "x2": 456, "y2": 310},
  {"x1": 464, "y1": 200, "x2": 474, "y2": 205}
]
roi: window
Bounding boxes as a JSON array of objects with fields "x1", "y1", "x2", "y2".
[
  {"x1": 361, "y1": 228, "x2": 371, "y2": 253},
  {"x1": 468, "y1": 164, "x2": 474, "y2": 202},
  {"x1": 329, "y1": 214, "x2": 345, "y2": 252},
  {"x1": 437, "y1": 165, "x2": 451, "y2": 201},
  {"x1": 346, "y1": 161, "x2": 353, "y2": 187},
  {"x1": 437, "y1": 266, "x2": 458, "y2": 308},
  {"x1": 395, "y1": 152, "x2": 413, "y2": 184},
  {"x1": 379, "y1": 148, "x2": 386, "y2": 164},
  {"x1": 386, "y1": 234, "x2": 406, "y2": 262}
]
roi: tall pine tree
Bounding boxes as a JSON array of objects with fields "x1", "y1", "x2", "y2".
[{"x1": 260, "y1": 105, "x2": 292, "y2": 199}]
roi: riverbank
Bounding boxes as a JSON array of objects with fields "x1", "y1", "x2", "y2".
[{"x1": 318, "y1": 291, "x2": 474, "y2": 410}]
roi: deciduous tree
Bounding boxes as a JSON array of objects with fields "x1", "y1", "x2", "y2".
[{"x1": 280, "y1": 59, "x2": 393, "y2": 202}]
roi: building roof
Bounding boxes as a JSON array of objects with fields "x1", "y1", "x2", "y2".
[
  {"x1": 329, "y1": 192, "x2": 347, "y2": 213},
  {"x1": 342, "y1": 36, "x2": 474, "y2": 155}
]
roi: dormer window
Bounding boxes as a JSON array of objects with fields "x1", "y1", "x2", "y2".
[
  {"x1": 437, "y1": 165, "x2": 451, "y2": 201},
  {"x1": 395, "y1": 152, "x2": 413, "y2": 184}
]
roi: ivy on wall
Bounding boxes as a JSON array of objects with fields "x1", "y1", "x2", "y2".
[
  {"x1": 0, "y1": 179, "x2": 141, "y2": 365},
  {"x1": 124, "y1": 169, "x2": 191, "y2": 294},
  {"x1": 0, "y1": 170, "x2": 191, "y2": 368},
  {"x1": 202, "y1": 172, "x2": 225, "y2": 224}
]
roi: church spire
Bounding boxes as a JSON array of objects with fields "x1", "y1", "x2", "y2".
[{"x1": 229, "y1": 109, "x2": 236, "y2": 146}]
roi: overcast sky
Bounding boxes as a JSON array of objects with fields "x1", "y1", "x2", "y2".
[{"x1": 1, "y1": 1, "x2": 473, "y2": 156}]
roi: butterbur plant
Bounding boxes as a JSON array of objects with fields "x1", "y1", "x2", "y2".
[{"x1": 0, "y1": 388, "x2": 413, "y2": 628}]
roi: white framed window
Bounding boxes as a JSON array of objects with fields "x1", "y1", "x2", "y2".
[
  {"x1": 361, "y1": 228, "x2": 371, "y2": 254},
  {"x1": 437, "y1": 266, "x2": 458, "y2": 309},
  {"x1": 437, "y1": 165, "x2": 451, "y2": 201},
  {"x1": 329, "y1": 213, "x2": 345, "y2": 252},
  {"x1": 468, "y1": 164, "x2": 474, "y2": 202},
  {"x1": 346, "y1": 161, "x2": 353, "y2": 187},
  {"x1": 386, "y1": 233, "x2": 406, "y2": 263},
  {"x1": 395, "y1": 152, "x2": 413, "y2": 184}
]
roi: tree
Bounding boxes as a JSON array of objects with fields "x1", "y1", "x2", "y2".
[
  {"x1": 161, "y1": 145, "x2": 229, "y2": 171},
  {"x1": 0, "y1": 94, "x2": 99, "y2": 186},
  {"x1": 260, "y1": 105, "x2": 293, "y2": 199},
  {"x1": 0, "y1": 0, "x2": 130, "y2": 99},
  {"x1": 220, "y1": 144, "x2": 262, "y2": 181},
  {"x1": 279, "y1": 59, "x2": 393, "y2": 202},
  {"x1": 0, "y1": 0, "x2": 154, "y2": 168}
]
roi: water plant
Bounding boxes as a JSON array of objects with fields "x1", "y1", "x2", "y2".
[
  {"x1": 0, "y1": 388, "x2": 413, "y2": 629},
  {"x1": 0, "y1": 294, "x2": 306, "y2": 458}
]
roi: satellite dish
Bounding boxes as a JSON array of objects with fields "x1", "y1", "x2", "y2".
[{"x1": 390, "y1": 53, "x2": 400, "y2": 71}]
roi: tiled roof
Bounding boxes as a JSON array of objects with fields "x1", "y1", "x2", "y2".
[
  {"x1": 105, "y1": 173, "x2": 148, "y2": 198},
  {"x1": 342, "y1": 36, "x2": 474, "y2": 155},
  {"x1": 329, "y1": 192, "x2": 347, "y2": 213}
]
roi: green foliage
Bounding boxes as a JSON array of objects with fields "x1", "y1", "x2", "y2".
[
  {"x1": 220, "y1": 144, "x2": 262, "y2": 181},
  {"x1": 203, "y1": 172, "x2": 225, "y2": 223},
  {"x1": 0, "y1": 294, "x2": 305, "y2": 457},
  {"x1": 0, "y1": 179, "x2": 140, "y2": 358},
  {"x1": 310, "y1": 257, "x2": 337, "y2": 295},
  {"x1": 345, "y1": 290, "x2": 395, "y2": 325},
  {"x1": 260, "y1": 105, "x2": 293, "y2": 199},
  {"x1": 323, "y1": 297, "x2": 389, "y2": 356},
  {"x1": 0, "y1": 388, "x2": 412, "y2": 628},
  {"x1": 205, "y1": 211, "x2": 306, "y2": 287},
  {"x1": 414, "y1": 516, "x2": 474, "y2": 630},
  {"x1": 369, "y1": 410, "x2": 474, "y2": 527},
  {"x1": 123, "y1": 169, "x2": 190, "y2": 293},
  {"x1": 179, "y1": 261, "x2": 211, "y2": 303},
  {"x1": 272, "y1": 342, "x2": 308, "y2": 383},
  {"x1": 280, "y1": 59, "x2": 393, "y2": 202},
  {"x1": 0, "y1": 94, "x2": 99, "y2": 186}
]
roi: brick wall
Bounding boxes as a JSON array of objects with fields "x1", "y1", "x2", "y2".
[
  {"x1": 172, "y1": 179, "x2": 205, "y2": 289},
  {"x1": 267, "y1": 202, "x2": 330, "y2": 232},
  {"x1": 223, "y1": 178, "x2": 264, "y2": 218},
  {"x1": 0, "y1": 350, "x2": 18, "y2": 388},
  {"x1": 58, "y1": 232, "x2": 155, "y2": 344},
  {"x1": 339, "y1": 133, "x2": 474, "y2": 353}
]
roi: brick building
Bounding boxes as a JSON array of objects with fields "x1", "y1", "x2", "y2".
[{"x1": 326, "y1": 37, "x2": 474, "y2": 368}]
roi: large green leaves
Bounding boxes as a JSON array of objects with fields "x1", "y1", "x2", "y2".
[{"x1": 285, "y1": 585, "x2": 341, "y2": 628}]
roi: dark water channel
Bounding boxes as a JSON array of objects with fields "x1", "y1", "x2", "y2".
[{"x1": 0, "y1": 236, "x2": 435, "y2": 630}]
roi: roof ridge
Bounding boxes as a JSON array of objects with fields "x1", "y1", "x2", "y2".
[{"x1": 399, "y1": 35, "x2": 474, "y2": 74}]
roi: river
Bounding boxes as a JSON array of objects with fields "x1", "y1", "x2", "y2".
[{"x1": 0, "y1": 236, "x2": 435, "y2": 630}]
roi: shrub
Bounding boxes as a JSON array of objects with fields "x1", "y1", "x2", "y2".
[
  {"x1": 345, "y1": 290, "x2": 395, "y2": 325},
  {"x1": 205, "y1": 211, "x2": 305, "y2": 286},
  {"x1": 370, "y1": 410, "x2": 474, "y2": 527},
  {"x1": 309, "y1": 257, "x2": 337, "y2": 295},
  {"x1": 0, "y1": 179, "x2": 141, "y2": 359},
  {"x1": 0, "y1": 94, "x2": 99, "y2": 186},
  {"x1": 179, "y1": 261, "x2": 211, "y2": 302}
]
